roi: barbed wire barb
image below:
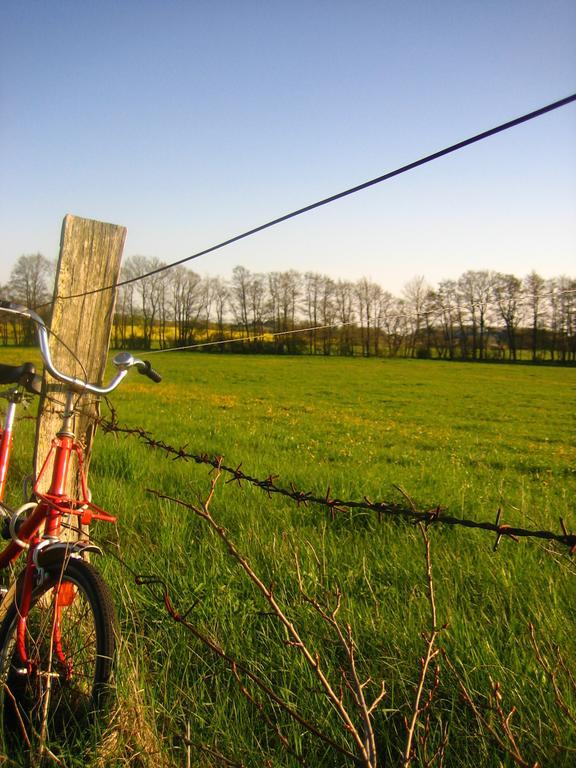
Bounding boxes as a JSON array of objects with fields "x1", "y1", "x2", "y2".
[{"x1": 99, "y1": 416, "x2": 576, "y2": 553}]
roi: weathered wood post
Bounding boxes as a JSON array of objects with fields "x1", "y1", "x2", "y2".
[{"x1": 34, "y1": 215, "x2": 126, "y2": 537}]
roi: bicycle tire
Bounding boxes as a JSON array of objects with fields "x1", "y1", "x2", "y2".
[{"x1": 0, "y1": 557, "x2": 116, "y2": 747}]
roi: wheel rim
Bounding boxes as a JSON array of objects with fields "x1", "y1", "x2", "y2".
[{"x1": 0, "y1": 567, "x2": 110, "y2": 744}]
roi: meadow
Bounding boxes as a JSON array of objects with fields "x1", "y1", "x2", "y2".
[{"x1": 1, "y1": 351, "x2": 575, "y2": 766}]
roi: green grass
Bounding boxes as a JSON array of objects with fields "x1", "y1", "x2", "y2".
[{"x1": 1, "y1": 351, "x2": 575, "y2": 766}]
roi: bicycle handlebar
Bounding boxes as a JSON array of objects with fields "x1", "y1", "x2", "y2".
[{"x1": 0, "y1": 301, "x2": 161, "y2": 394}]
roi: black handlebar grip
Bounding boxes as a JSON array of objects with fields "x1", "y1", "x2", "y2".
[
  {"x1": 20, "y1": 362, "x2": 43, "y2": 396},
  {"x1": 138, "y1": 360, "x2": 162, "y2": 383}
]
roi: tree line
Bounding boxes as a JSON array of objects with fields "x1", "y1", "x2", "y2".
[{"x1": 2, "y1": 253, "x2": 575, "y2": 361}]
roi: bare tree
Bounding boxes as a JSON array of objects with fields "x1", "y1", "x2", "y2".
[
  {"x1": 381, "y1": 295, "x2": 407, "y2": 357},
  {"x1": 279, "y1": 271, "x2": 301, "y2": 332},
  {"x1": 124, "y1": 255, "x2": 167, "y2": 349},
  {"x1": 229, "y1": 266, "x2": 267, "y2": 349},
  {"x1": 0, "y1": 283, "x2": 10, "y2": 344},
  {"x1": 493, "y1": 273, "x2": 524, "y2": 360},
  {"x1": 547, "y1": 276, "x2": 576, "y2": 362},
  {"x1": 230, "y1": 265, "x2": 252, "y2": 337},
  {"x1": 114, "y1": 280, "x2": 135, "y2": 349},
  {"x1": 210, "y1": 276, "x2": 229, "y2": 342},
  {"x1": 156, "y1": 269, "x2": 171, "y2": 349},
  {"x1": 268, "y1": 271, "x2": 301, "y2": 352},
  {"x1": 318, "y1": 276, "x2": 337, "y2": 355},
  {"x1": 8, "y1": 253, "x2": 53, "y2": 309},
  {"x1": 402, "y1": 276, "x2": 432, "y2": 357},
  {"x1": 371, "y1": 287, "x2": 388, "y2": 357},
  {"x1": 429, "y1": 280, "x2": 461, "y2": 359},
  {"x1": 169, "y1": 266, "x2": 204, "y2": 347},
  {"x1": 334, "y1": 280, "x2": 355, "y2": 356},
  {"x1": 7, "y1": 253, "x2": 53, "y2": 343},
  {"x1": 247, "y1": 272, "x2": 266, "y2": 340},
  {"x1": 201, "y1": 276, "x2": 218, "y2": 340},
  {"x1": 523, "y1": 271, "x2": 546, "y2": 361},
  {"x1": 457, "y1": 270, "x2": 495, "y2": 360},
  {"x1": 355, "y1": 278, "x2": 383, "y2": 357},
  {"x1": 303, "y1": 272, "x2": 323, "y2": 354},
  {"x1": 560, "y1": 278, "x2": 576, "y2": 361}
]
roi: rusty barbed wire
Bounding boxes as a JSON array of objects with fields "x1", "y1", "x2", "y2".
[{"x1": 99, "y1": 414, "x2": 576, "y2": 553}]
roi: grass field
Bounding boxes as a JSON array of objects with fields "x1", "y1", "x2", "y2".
[{"x1": 1, "y1": 351, "x2": 575, "y2": 766}]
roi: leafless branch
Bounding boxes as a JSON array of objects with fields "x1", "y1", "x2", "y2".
[
  {"x1": 402, "y1": 524, "x2": 445, "y2": 767},
  {"x1": 140, "y1": 477, "x2": 358, "y2": 764},
  {"x1": 528, "y1": 623, "x2": 576, "y2": 727},
  {"x1": 443, "y1": 655, "x2": 538, "y2": 768},
  {"x1": 149, "y1": 474, "x2": 380, "y2": 766}
]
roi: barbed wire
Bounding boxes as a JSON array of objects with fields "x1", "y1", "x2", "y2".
[
  {"x1": 99, "y1": 415, "x2": 576, "y2": 553},
  {"x1": 54, "y1": 430, "x2": 574, "y2": 767}
]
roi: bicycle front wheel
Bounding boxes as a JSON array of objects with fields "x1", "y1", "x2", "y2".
[{"x1": 0, "y1": 557, "x2": 116, "y2": 746}]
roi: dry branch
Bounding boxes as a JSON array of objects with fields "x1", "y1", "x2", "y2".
[
  {"x1": 443, "y1": 655, "x2": 539, "y2": 768},
  {"x1": 402, "y1": 524, "x2": 447, "y2": 768},
  {"x1": 147, "y1": 472, "x2": 388, "y2": 767},
  {"x1": 528, "y1": 623, "x2": 576, "y2": 728}
]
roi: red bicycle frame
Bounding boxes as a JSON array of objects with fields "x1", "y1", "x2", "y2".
[
  {"x1": 0, "y1": 391, "x2": 19, "y2": 502},
  {"x1": 0, "y1": 300, "x2": 160, "y2": 681},
  {"x1": 0, "y1": 390, "x2": 115, "y2": 670}
]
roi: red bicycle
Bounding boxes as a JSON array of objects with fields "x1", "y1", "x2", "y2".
[{"x1": 0, "y1": 300, "x2": 161, "y2": 749}]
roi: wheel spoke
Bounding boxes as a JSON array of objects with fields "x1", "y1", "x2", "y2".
[{"x1": 0, "y1": 559, "x2": 115, "y2": 752}]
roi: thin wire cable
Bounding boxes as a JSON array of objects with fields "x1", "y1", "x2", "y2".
[
  {"x1": 146, "y1": 286, "x2": 576, "y2": 355},
  {"x1": 54, "y1": 93, "x2": 576, "y2": 302},
  {"x1": 147, "y1": 320, "x2": 359, "y2": 354}
]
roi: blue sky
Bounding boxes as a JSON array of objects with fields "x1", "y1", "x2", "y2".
[{"x1": 1, "y1": 0, "x2": 574, "y2": 294}]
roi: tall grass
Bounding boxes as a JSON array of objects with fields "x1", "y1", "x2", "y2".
[{"x1": 1, "y1": 352, "x2": 575, "y2": 765}]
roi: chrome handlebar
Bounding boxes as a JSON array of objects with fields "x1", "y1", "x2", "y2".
[{"x1": 0, "y1": 301, "x2": 161, "y2": 394}]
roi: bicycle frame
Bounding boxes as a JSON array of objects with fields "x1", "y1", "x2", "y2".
[
  {"x1": 0, "y1": 387, "x2": 27, "y2": 503},
  {"x1": 0, "y1": 387, "x2": 115, "y2": 671},
  {"x1": 0, "y1": 300, "x2": 160, "y2": 685}
]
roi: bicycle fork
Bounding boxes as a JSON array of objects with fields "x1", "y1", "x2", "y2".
[{"x1": 15, "y1": 544, "x2": 74, "y2": 680}]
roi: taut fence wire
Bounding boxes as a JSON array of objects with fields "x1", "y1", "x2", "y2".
[
  {"x1": 41, "y1": 92, "x2": 576, "y2": 304},
  {"x1": 99, "y1": 414, "x2": 576, "y2": 554}
]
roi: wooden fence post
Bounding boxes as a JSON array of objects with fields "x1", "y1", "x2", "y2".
[{"x1": 34, "y1": 215, "x2": 126, "y2": 531}]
